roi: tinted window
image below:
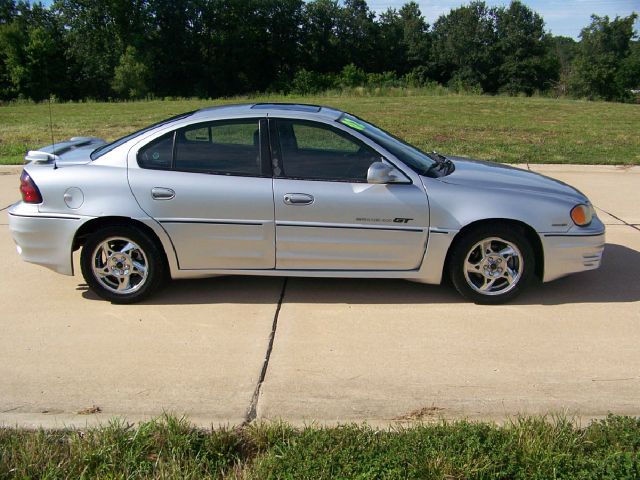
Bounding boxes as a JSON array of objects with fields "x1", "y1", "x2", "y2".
[
  {"x1": 277, "y1": 120, "x2": 378, "y2": 182},
  {"x1": 338, "y1": 114, "x2": 436, "y2": 175},
  {"x1": 137, "y1": 133, "x2": 174, "y2": 169},
  {"x1": 174, "y1": 120, "x2": 261, "y2": 176}
]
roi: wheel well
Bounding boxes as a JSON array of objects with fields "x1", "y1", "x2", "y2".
[
  {"x1": 73, "y1": 216, "x2": 169, "y2": 267},
  {"x1": 442, "y1": 219, "x2": 544, "y2": 282}
]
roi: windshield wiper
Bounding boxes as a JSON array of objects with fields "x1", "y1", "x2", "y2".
[
  {"x1": 425, "y1": 151, "x2": 454, "y2": 177},
  {"x1": 424, "y1": 160, "x2": 446, "y2": 177},
  {"x1": 428, "y1": 151, "x2": 447, "y2": 163}
]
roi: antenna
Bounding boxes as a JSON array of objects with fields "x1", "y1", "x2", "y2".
[
  {"x1": 48, "y1": 95, "x2": 57, "y2": 169},
  {"x1": 48, "y1": 95, "x2": 55, "y2": 153}
]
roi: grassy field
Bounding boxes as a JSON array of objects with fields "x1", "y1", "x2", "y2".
[
  {"x1": 0, "y1": 94, "x2": 638, "y2": 165},
  {"x1": 1, "y1": 415, "x2": 639, "y2": 479}
]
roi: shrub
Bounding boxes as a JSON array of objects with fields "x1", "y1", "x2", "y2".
[{"x1": 111, "y1": 46, "x2": 150, "y2": 99}]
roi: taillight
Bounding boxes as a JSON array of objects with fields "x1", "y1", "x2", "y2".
[{"x1": 19, "y1": 171, "x2": 42, "y2": 203}]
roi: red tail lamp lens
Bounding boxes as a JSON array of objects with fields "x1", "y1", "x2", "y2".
[{"x1": 19, "y1": 171, "x2": 42, "y2": 203}]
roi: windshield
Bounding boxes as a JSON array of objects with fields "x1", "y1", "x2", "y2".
[
  {"x1": 337, "y1": 113, "x2": 436, "y2": 175},
  {"x1": 90, "y1": 111, "x2": 196, "y2": 160}
]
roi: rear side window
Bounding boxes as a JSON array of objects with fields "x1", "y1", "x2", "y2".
[
  {"x1": 276, "y1": 120, "x2": 378, "y2": 182},
  {"x1": 174, "y1": 120, "x2": 261, "y2": 176},
  {"x1": 137, "y1": 133, "x2": 174, "y2": 169}
]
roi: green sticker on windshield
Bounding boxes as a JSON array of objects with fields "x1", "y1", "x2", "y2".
[{"x1": 341, "y1": 117, "x2": 366, "y2": 131}]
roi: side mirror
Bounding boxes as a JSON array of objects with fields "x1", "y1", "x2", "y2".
[{"x1": 367, "y1": 161, "x2": 407, "y2": 184}]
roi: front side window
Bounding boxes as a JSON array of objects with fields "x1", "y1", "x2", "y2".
[
  {"x1": 174, "y1": 120, "x2": 261, "y2": 176},
  {"x1": 276, "y1": 120, "x2": 379, "y2": 182},
  {"x1": 338, "y1": 113, "x2": 436, "y2": 175}
]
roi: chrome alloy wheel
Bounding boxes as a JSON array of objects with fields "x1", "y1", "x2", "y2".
[
  {"x1": 463, "y1": 237, "x2": 523, "y2": 296},
  {"x1": 91, "y1": 237, "x2": 149, "y2": 294}
]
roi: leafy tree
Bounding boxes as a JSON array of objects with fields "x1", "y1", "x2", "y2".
[
  {"x1": 430, "y1": 1, "x2": 499, "y2": 93},
  {"x1": 377, "y1": 2, "x2": 430, "y2": 75},
  {"x1": 336, "y1": 0, "x2": 378, "y2": 71},
  {"x1": 111, "y1": 45, "x2": 149, "y2": 98},
  {"x1": 0, "y1": 0, "x2": 636, "y2": 102},
  {"x1": 338, "y1": 63, "x2": 367, "y2": 87},
  {"x1": 494, "y1": 1, "x2": 558, "y2": 95},
  {"x1": 147, "y1": 0, "x2": 202, "y2": 97},
  {"x1": 568, "y1": 13, "x2": 639, "y2": 101},
  {"x1": 399, "y1": 2, "x2": 430, "y2": 72},
  {"x1": 54, "y1": 0, "x2": 150, "y2": 99},
  {"x1": 260, "y1": 0, "x2": 303, "y2": 88},
  {"x1": 619, "y1": 40, "x2": 640, "y2": 92},
  {"x1": 551, "y1": 36, "x2": 578, "y2": 71},
  {"x1": 549, "y1": 35, "x2": 578, "y2": 95},
  {"x1": 200, "y1": 0, "x2": 274, "y2": 96},
  {"x1": 300, "y1": 0, "x2": 342, "y2": 73},
  {"x1": 0, "y1": 21, "x2": 21, "y2": 99},
  {"x1": 0, "y1": 0, "x2": 16, "y2": 24},
  {"x1": 377, "y1": 8, "x2": 405, "y2": 73},
  {"x1": 0, "y1": 2, "x2": 66, "y2": 100},
  {"x1": 290, "y1": 68, "x2": 335, "y2": 94}
]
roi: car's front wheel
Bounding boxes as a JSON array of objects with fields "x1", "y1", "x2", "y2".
[
  {"x1": 80, "y1": 225, "x2": 165, "y2": 303},
  {"x1": 449, "y1": 225, "x2": 535, "y2": 304}
]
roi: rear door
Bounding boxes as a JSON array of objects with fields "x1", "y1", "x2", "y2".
[
  {"x1": 270, "y1": 118, "x2": 429, "y2": 271},
  {"x1": 128, "y1": 118, "x2": 275, "y2": 270}
]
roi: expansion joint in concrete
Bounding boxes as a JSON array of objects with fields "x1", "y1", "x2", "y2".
[
  {"x1": 244, "y1": 277, "x2": 288, "y2": 424},
  {"x1": 597, "y1": 207, "x2": 640, "y2": 232}
]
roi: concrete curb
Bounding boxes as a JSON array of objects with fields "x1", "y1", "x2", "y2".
[
  {"x1": 0, "y1": 165, "x2": 23, "y2": 174},
  {"x1": 530, "y1": 164, "x2": 640, "y2": 174}
]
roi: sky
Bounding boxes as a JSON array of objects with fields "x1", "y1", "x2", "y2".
[{"x1": 367, "y1": 0, "x2": 639, "y2": 38}]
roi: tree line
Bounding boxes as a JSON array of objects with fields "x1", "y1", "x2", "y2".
[{"x1": 0, "y1": 0, "x2": 638, "y2": 103}]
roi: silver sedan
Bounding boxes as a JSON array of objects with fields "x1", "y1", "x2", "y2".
[{"x1": 8, "y1": 103, "x2": 605, "y2": 304}]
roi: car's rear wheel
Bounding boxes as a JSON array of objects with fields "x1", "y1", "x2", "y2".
[
  {"x1": 449, "y1": 225, "x2": 535, "y2": 304},
  {"x1": 80, "y1": 225, "x2": 165, "y2": 303}
]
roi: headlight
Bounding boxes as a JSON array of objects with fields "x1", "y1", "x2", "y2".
[{"x1": 570, "y1": 204, "x2": 593, "y2": 226}]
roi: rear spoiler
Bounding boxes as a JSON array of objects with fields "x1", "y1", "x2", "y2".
[
  {"x1": 24, "y1": 150, "x2": 60, "y2": 164},
  {"x1": 24, "y1": 137, "x2": 106, "y2": 165}
]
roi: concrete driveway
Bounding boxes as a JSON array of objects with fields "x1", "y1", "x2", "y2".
[{"x1": 1, "y1": 165, "x2": 639, "y2": 427}]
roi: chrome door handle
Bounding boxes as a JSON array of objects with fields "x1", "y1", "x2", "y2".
[
  {"x1": 283, "y1": 193, "x2": 314, "y2": 205},
  {"x1": 151, "y1": 187, "x2": 175, "y2": 200}
]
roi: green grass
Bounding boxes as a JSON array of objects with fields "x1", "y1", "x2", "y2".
[
  {"x1": 1, "y1": 414, "x2": 639, "y2": 479},
  {"x1": 1, "y1": 94, "x2": 639, "y2": 165}
]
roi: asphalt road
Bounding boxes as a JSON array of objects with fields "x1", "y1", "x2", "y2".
[{"x1": 1, "y1": 165, "x2": 639, "y2": 428}]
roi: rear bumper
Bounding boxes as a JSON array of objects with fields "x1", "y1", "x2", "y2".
[
  {"x1": 541, "y1": 225, "x2": 605, "y2": 282},
  {"x1": 7, "y1": 203, "x2": 88, "y2": 276}
]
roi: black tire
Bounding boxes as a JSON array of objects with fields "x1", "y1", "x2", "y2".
[
  {"x1": 80, "y1": 224, "x2": 165, "y2": 304},
  {"x1": 448, "y1": 224, "x2": 535, "y2": 304}
]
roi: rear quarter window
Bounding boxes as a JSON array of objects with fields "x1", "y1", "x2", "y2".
[{"x1": 137, "y1": 133, "x2": 174, "y2": 169}]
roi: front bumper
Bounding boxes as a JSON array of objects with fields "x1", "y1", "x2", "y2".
[
  {"x1": 541, "y1": 220, "x2": 605, "y2": 282},
  {"x1": 8, "y1": 202, "x2": 89, "y2": 276}
]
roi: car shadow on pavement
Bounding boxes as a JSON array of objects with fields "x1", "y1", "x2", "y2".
[
  {"x1": 80, "y1": 242, "x2": 640, "y2": 306},
  {"x1": 514, "y1": 243, "x2": 640, "y2": 306}
]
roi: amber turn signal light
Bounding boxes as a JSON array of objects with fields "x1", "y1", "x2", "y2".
[{"x1": 570, "y1": 204, "x2": 593, "y2": 227}]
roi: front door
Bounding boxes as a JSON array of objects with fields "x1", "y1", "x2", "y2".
[
  {"x1": 128, "y1": 118, "x2": 275, "y2": 270},
  {"x1": 271, "y1": 119, "x2": 429, "y2": 271}
]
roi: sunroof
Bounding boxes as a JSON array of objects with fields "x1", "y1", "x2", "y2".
[{"x1": 251, "y1": 103, "x2": 321, "y2": 113}]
